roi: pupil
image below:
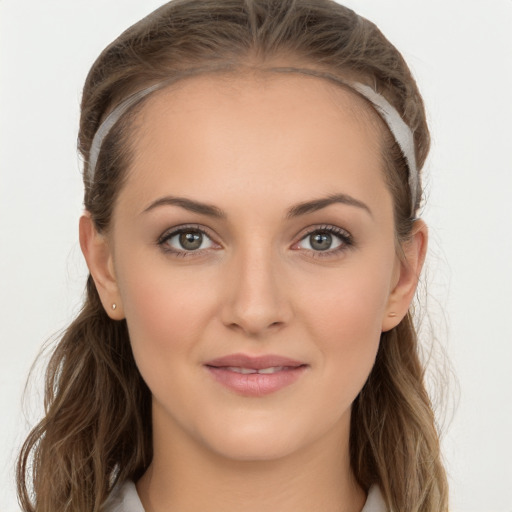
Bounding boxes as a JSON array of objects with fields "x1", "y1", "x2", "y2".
[
  {"x1": 179, "y1": 231, "x2": 202, "y2": 250},
  {"x1": 310, "y1": 232, "x2": 332, "y2": 251}
]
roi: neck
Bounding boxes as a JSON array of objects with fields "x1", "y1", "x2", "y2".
[{"x1": 136, "y1": 409, "x2": 366, "y2": 512}]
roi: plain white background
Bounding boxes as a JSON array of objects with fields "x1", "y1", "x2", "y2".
[{"x1": 1, "y1": 1, "x2": 511, "y2": 511}]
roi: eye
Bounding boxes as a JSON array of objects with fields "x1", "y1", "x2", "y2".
[
  {"x1": 158, "y1": 226, "x2": 218, "y2": 255},
  {"x1": 294, "y1": 226, "x2": 352, "y2": 254}
]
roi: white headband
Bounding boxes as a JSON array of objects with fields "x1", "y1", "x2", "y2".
[{"x1": 87, "y1": 68, "x2": 418, "y2": 215}]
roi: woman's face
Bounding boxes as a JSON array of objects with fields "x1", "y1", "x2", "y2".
[{"x1": 101, "y1": 73, "x2": 410, "y2": 461}]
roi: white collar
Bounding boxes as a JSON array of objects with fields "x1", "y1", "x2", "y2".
[{"x1": 104, "y1": 480, "x2": 387, "y2": 512}]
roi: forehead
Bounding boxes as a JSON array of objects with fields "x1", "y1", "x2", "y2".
[
  {"x1": 131, "y1": 70, "x2": 384, "y2": 148},
  {"x1": 118, "y1": 71, "x2": 389, "y2": 215}
]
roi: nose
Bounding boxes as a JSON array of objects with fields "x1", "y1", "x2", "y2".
[{"x1": 220, "y1": 244, "x2": 292, "y2": 337}]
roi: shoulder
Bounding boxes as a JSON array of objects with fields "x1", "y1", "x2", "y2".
[
  {"x1": 102, "y1": 481, "x2": 145, "y2": 512},
  {"x1": 362, "y1": 485, "x2": 388, "y2": 512}
]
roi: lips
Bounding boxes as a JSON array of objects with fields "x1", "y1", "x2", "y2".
[
  {"x1": 204, "y1": 353, "x2": 307, "y2": 396},
  {"x1": 224, "y1": 366, "x2": 288, "y2": 374}
]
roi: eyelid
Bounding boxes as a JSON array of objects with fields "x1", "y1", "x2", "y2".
[
  {"x1": 292, "y1": 224, "x2": 353, "y2": 255},
  {"x1": 156, "y1": 223, "x2": 353, "y2": 257},
  {"x1": 157, "y1": 224, "x2": 221, "y2": 255},
  {"x1": 297, "y1": 224, "x2": 351, "y2": 240}
]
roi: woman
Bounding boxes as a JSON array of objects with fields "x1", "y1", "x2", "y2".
[{"x1": 17, "y1": 1, "x2": 448, "y2": 511}]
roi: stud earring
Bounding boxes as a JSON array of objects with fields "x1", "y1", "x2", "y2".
[{"x1": 112, "y1": 303, "x2": 117, "y2": 311}]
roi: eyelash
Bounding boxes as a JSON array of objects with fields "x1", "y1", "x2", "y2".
[
  {"x1": 156, "y1": 224, "x2": 353, "y2": 258},
  {"x1": 294, "y1": 225, "x2": 353, "y2": 258},
  {"x1": 157, "y1": 224, "x2": 219, "y2": 257}
]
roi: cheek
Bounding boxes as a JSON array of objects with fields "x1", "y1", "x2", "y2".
[
  {"x1": 116, "y1": 256, "x2": 219, "y2": 363},
  {"x1": 297, "y1": 255, "x2": 395, "y2": 395},
  {"x1": 303, "y1": 258, "x2": 393, "y2": 341},
  {"x1": 315, "y1": 282, "x2": 382, "y2": 376}
]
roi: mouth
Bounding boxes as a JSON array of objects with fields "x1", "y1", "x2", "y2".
[
  {"x1": 204, "y1": 353, "x2": 308, "y2": 397},
  {"x1": 222, "y1": 366, "x2": 295, "y2": 374}
]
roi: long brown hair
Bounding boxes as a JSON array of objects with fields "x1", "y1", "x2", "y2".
[{"x1": 17, "y1": 1, "x2": 448, "y2": 511}]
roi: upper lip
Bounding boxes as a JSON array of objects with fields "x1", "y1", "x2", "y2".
[{"x1": 205, "y1": 353, "x2": 306, "y2": 370}]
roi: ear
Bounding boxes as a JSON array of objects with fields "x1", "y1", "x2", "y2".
[
  {"x1": 381, "y1": 219, "x2": 428, "y2": 332},
  {"x1": 79, "y1": 213, "x2": 125, "y2": 320}
]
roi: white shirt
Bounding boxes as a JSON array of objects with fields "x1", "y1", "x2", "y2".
[{"x1": 103, "y1": 480, "x2": 387, "y2": 512}]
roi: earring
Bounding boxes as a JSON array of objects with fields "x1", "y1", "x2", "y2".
[
  {"x1": 112, "y1": 303, "x2": 117, "y2": 311},
  {"x1": 389, "y1": 312, "x2": 397, "y2": 317}
]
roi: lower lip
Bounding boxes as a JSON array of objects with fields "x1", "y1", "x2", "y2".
[{"x1": 205, "y1": 366, "x2": 307, "y2": 397}]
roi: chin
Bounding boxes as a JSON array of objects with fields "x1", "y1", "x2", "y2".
[
  {"x1": 203, "y1": 430, "x2": 307, "y2": 463},
  {"x1": 191, "y1": 407, "x2": 349, "y2": 464}
]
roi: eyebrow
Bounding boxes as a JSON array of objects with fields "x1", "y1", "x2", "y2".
[
  {"x1": 142, "y1": 192, "x2": 372, "y2": 219},
  {"x1": 142, "y1": 196, "x2": 226, "y2": 218},
  {"x1": 286, "y1": 193, "x2": 373, "y2": 218}
]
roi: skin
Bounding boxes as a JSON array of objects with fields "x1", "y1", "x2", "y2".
[{"x1": 80, "y1": 72, "x2": 427, "y2": 512}]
